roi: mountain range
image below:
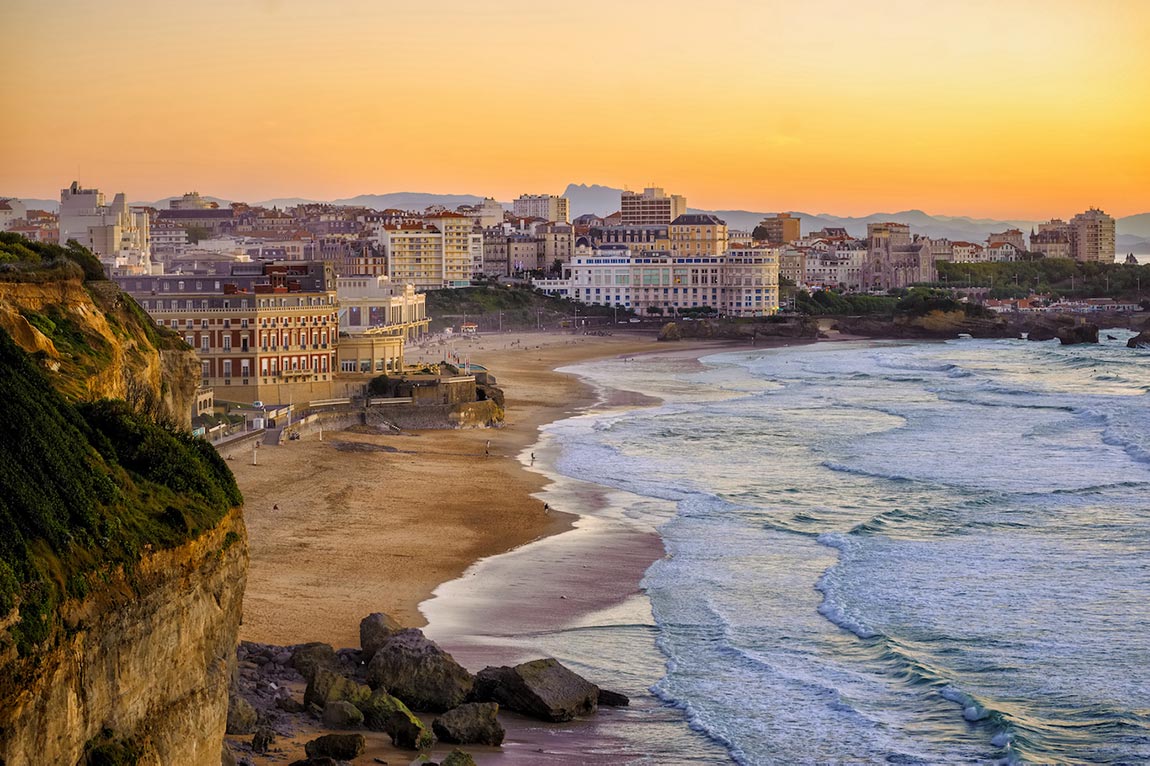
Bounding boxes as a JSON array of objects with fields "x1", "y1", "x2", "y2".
[{"x1": 10, "y1": 187, "x2": 1150, "y2": 253}]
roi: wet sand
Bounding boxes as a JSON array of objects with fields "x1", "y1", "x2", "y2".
[
  {"x1": 230, "y1": 330, "x2": 755, "y2": 764},
  {"x1": 234, "y1": 331, "x2": 666, "y2": 647}
]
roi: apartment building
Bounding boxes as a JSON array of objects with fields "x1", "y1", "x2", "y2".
[
  {"x1": 59, "y1": 181, "x2": 153, "y2": 275},
  {"x1": 620, "y1": 187, "x2": 687, "y2": 226},
  {"x1": 378, "y1": 213, "x2": 482, "y2": 289},
  {"x1": 1068, "y1": 208, "x2": 1116, "y2": 263},
  {"x1": 757, "y1": 212, "x2": 801, "y2": 245},
  {"x1": 512, "y1": 194, "x2": 570, "y2": 223}
]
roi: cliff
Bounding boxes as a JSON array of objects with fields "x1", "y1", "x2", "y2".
[
  {"x1": 0, "y1": 263, "x2": 245, "y2": 765},
  {"x1": 0, "y1": 277, "x2": 198, "y2": 428}
]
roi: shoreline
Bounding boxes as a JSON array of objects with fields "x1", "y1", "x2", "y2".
[
  {"x1": 229, "y1": 331, "x2": 792, "y2": 763},
  {"x1": 233, "y1": 331, "x2": 701, "y2": 645}
]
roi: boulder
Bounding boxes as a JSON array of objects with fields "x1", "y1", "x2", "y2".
[
  {"x1": 432, "y1": 702, "x2": 504, "y2": 746},
  {"x1": 359, "y1": 688, "x2": 433, "y2": 750},
  {"x1": 290, "y1": 642, "x2": 338, "y2": 681},
  {"x1": 442, "y1": 750, "x2": 478, "y2": 766},
  {"x1": 303, "y1": 733, "x2": 366, "y2": 761},
  {"x1": 1127, "y1": 330, "x2": 1150, "y2": 349},
  {"x1": 251, "y1": 726, "x2": 276, "y2": 754},
  {"x1": 472, "y1": 658, "x2": 598, "y2": 722},
  {"x1": 275, "y1": 694, "x2": 305, "y2": 714},
  {"x1": 322, "y1": 699, "x2": 365, "y2": 728},
  {"x1": 657, "y1": 322, "x2": 682, "y2": 342},
  {"x1": 1057, "y1": 323, "x2": 1099, "y2": 345},
  {"x1": 598, "y1": 689, "x2": 630, "y2": 707},
  {"x1": 222, "y1": 744, "x2": 237, "y2": 766},
  {"x1": 366, "y1": 629, "x2": 474, "y2": 712},
  {"x1": 305, "y1": 667, "x2": 372, "y2": 710},
  {"x1": 360, "y1": 612, "x2": 403, "y2": 661},
  {"x1": 226, "y1": 693, "x2": 258, "y2": 735}
]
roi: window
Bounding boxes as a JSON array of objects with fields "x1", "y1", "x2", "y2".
[{"x1": 222, "y1": 336, "x2": 231, "y2": 351}]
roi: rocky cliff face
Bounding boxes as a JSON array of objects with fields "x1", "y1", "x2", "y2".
[
  {"x1": 0, "y1": 277, "x2": 198, "y2": 427},
  {"x1": 0, "y1": 510, "x2": 247, "y2": 766},
  {"x1": 0, "y1": 274, "x2": 244, "y2": 765}
]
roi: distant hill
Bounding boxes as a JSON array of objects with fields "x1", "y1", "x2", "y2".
[
  {"x1": 15, "y1": 198, "x2": 59, "y2": 212},
  {"x1": 563, "y1": 183, "x2": 626, "y2": 218},
  {"x1": 13, "y1": 185, "x2": 1149, "y2": 253}
]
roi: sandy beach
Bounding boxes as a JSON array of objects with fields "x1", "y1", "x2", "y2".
[{"x1": 234, "y1": 330, "x2": 667, "y2": 648}]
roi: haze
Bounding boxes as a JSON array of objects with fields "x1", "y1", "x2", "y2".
[{"x1": 1, "y1": 0, "x2": 1147, "y2": 218}]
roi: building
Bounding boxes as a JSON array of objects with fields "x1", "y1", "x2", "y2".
[
  {"x1": 669, "y1": 214, "x2": 729, "y2": 257},
  {"x1": 594, "y1": 224, "x2": 670, "y2": 254},
  {"x1": 535, "y1": 244, "x2": 779, "y2": 317},
  {"x1": 512, "y1": 194, "x2": 570, "y2": 224},
  {"x1": 378, "y1": 213, "x2": 482, "y2": 290},
  {"x1": 620, "y1": 187, "x2": 687, "y2": 226},
  {"x1": 987, "y1": 228, "x2": 1025, "y2": 251},
  {"x1": 1068, "y1": 208, "x2": 1116, "y2": 263},
  {"x1": 169, "y1": 192, "x2": 218, "y2": 210},
  {"x1": 58, "y1": 181, "x2": 153, "y2": 275},
  {"x1": 116, "y1": 261, "x2": 339, "y2": 405},
  {"x1": 155, "y1": 207, "x2": 237, "y2": 238},
  {"x1": 0, "y1": 198, "x2": 27, "y2": 229},
  {"x1": 336, "y1": 275, "x2": 428, "y2": 340},
  {"x1": 1029, "y1": 226, "x2": 1071, "y2": 259},
  {"x1": 804, "y1": 242, "x2": 867, "y2": 290},
  {"x1": 757, "y1": 213, "x2": 801, "y2": 245},
  {"x1": 865, "y1": 223, "x2": 936, "y2": 289}
]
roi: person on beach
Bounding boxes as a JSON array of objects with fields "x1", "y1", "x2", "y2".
[{"x1": 272, "y1": 504, "x2": 279, "y2": 511}]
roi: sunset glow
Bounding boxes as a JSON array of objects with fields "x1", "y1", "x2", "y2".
[{"x1": 2, "y1": 0, "x2": 1147, "y2": 217}]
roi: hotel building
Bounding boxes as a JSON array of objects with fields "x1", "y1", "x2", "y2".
[
  {"x1": 620, "y1": 187, "x2": 687, "y2": 226},
  {"x1": 117, "y1": 261, "x2": 339, "y2": 405}
]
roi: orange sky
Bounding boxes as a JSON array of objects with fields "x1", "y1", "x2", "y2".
[{"x1": 1, "y1": 0, "x2": 1147, "y2": 218}]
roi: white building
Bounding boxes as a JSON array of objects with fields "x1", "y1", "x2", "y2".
[
  {"x1": 0, "y1": 198, "x2": 27, "y2": 229},
  {"x1": 804, "y1": 243, "x2": 867, "y2": 290},
  {"x1": 336, "y1": 275, "x2": 429, "y2": 339},
  {"x1": 58, "y1": 181, "x2": 153, "y2": 275},
  {"x1": 512, "y1": 194, "x2": 570, "y2": 224},
  {"x1": 535, "y1": 245, "x2": 779, "y2": 317}
]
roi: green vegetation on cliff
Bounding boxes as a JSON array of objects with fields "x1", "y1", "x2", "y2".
[
  {"x1": 425, "y1": 284, "x2": 627, "y2": 331},
  {"x1": 0, "y1": 231, "x2": 106, "y2": 282},
  {"x1": 0, "y1": 327, "x2": 241, "y2": 655},
  {"x1": 935, "y1": 258, "x2": 1150, "y2": 302},
  {"x1": 794, "y1": 287, "x2": 994, "y2": 318}
]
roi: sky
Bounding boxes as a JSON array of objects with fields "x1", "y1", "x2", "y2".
[{"x1": 1, "y1": 0, "x2": 1148, "y2": 218}]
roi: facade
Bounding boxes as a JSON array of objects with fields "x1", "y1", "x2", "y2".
[
  {"x1": 865, "y1": 223, "x2": 936, "y2": 289},
  {"x1": 1030, "y1": 226, "x2": 1071, "y2": 259},
  {"x1": 669, "y1": 214, "x2": 729, "y2": 257},
  {"x1": 535, "y1": 245, "x2": 779, "y2": 317},
  {"x1": 987, "y1": 228, "x2": 1025, "y2": 251},
  {"x1": 594, "y1": 224, "x2": 670, "y2": 253},
  {"x1": 116, "y1": 261, "x2": 339, "y2": 405},
  {"x1": 378, "y1": 215, "x2": 482, "y2": 289},
  {"x1": 620, "y1": 187, "x2": 687, "y2": 226},
  {"x1": 0, "y1": 198, "x2": 27, "y2": 229},
  {"x1": 512, "y1": 194, "x2": 570, "y2": 223},
  {"x1": 757, "y1": 212, "x2": 801, "y2": 245},
  {"x1": 804, "y1": 244, "x2": 867, "y2": 290},
  {"x1": 1068, "y1": 208, "x2": 1116, "y2": 263},
  {"x1": 59, "y1": 182, "x2": 153, "y2": 275},
  {"x1": 169, "y1": 192, "x2": 217, "y2": 210},
  {"x1": 336, "y1": 275, "x2": 428, "y2": 339}
]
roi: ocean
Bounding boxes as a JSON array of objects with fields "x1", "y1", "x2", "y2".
[{"x1": 426, "y1": 332, "x2": 1150, "y2": 765}]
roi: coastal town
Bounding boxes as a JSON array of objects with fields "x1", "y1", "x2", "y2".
[{"x1": 0, "y1": 183, "x2": 1145, "y2": 429}]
